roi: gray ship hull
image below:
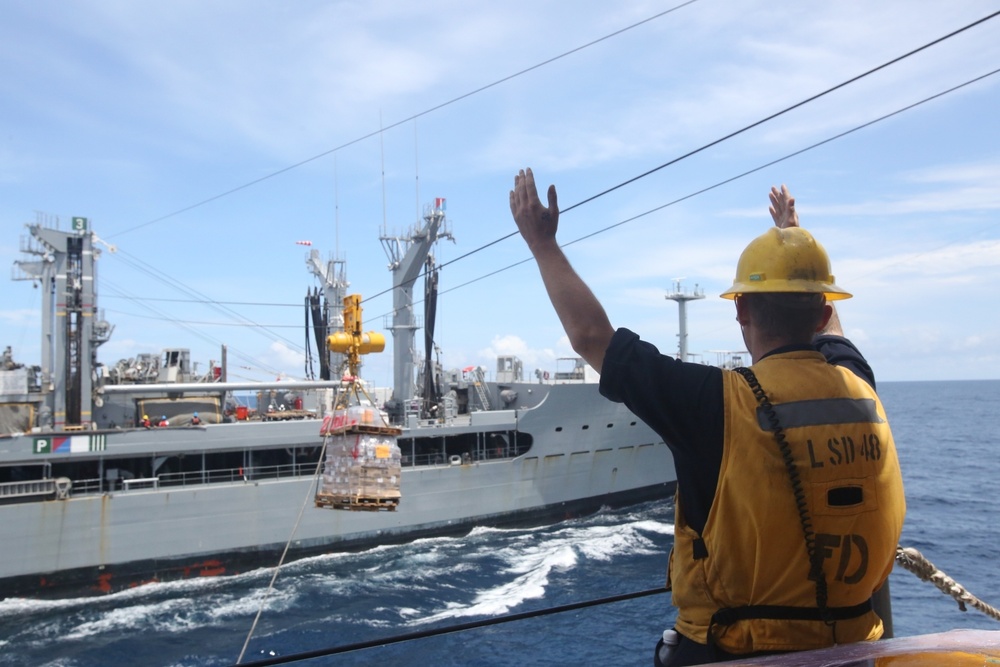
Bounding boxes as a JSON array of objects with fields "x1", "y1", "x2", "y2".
[{"x1": 0, "y1": 383, "x2": 674, "y2": 598}]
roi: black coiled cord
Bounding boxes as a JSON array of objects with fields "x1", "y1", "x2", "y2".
[{"x1": 735, "y1": 367, "x2": 834, "y2": 631}]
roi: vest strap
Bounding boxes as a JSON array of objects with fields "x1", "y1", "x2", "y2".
[{"x1": 710, "y1": 598, "x2": 873, "y2": 627}]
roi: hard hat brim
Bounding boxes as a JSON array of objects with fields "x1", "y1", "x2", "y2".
[{"x1": 720, "y1": 280, "x2": 852, "y2": 300}]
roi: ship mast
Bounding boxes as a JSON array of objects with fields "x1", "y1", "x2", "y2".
[
  {"x1": 379, "y1": 199, "x2": 452, "y2": 421},
  {"x1": 664, "y1": 279, "x2": 704, "y2": 363},
  {"x1": 13, "y1": 217, "x2": 113, "y2": 431},
  {"x1": 305, "y1": 249, "x2": 349, "y2": 379}
]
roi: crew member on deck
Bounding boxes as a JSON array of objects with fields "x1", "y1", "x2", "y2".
[
  {"x1": 140, "y1": 414, "x2": 152, "y2": 429},
  {"x1": 509, "y1": 168, "x2": 905, "y2": 666},
  {"x1": 191, "y1": 412, "x2": 201, "y2": 426},
  {"x1": 158, "y1": 415, "x2": 169, "y2": 428}
]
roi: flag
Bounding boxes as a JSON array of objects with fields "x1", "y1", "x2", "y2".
[
  {"x1": 34, "y1": 434, "x2": 106, "y2": 454},
  {"x1": 434, "y1": 198, "x2": 446, "y2": 211}
]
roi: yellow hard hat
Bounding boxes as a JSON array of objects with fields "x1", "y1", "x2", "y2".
[{"x1": 720, "y1": 227, "x2": 851, "y2": 300}]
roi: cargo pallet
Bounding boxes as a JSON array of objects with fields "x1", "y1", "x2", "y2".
[
  {"x1": 262, "y1": 409, "x2": 315, "y2": 422},
  {"x1": 314, "y1": 492, "x2": 399, "y2": 511},
  {"x1": 320, "y1": 423, "x2": 403, "y2": 437}
]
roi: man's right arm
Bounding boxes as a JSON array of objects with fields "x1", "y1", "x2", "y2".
[{"x1": 509, "y1": 168, "x2": 614, "y2": 372}]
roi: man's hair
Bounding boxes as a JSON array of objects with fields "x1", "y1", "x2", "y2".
[{"x1": 741, "y1": 292, "x2": 826, "y2": 343}]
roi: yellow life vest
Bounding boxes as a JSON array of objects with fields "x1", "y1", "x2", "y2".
[{"x1": 670, "y1": 350, "x2": 905, "y2": 654}]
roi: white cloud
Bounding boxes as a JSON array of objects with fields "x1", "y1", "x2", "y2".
[
  {"x1": 0, "y1": 309, "x2": 38, "y2": 326},
  {"x1": 480, "y1": 334, "x2": 558, "y2": 375},
  {"x1": 257, "y1": 341, "x2": 306, "y2": 378},
  {"x1": 846, "y1": 239, "x2": 1000, "y2": 285}
]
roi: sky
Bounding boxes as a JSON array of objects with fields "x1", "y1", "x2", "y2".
[{"x1": 2, "y1": 0, "x2": 999, "y2": 388}]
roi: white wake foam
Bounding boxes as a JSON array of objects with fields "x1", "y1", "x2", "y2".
[{"x1": 407, "y1": 514, "x2": 674, "y2": 625}]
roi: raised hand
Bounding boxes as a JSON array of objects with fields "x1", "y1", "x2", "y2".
[
  {"x1": 769, "y1": 184, "x2": 799, "y2": 229},
  {"x1": 510, "y1": 168, "x2": 560, "y2": 251}
]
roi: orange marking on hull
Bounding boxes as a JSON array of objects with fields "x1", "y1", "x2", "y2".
[
  {"x1": 95, "y1": 573, "x2": 113, "y2": 593},
  {"x1": 182, "y1": 559, "x2": 226, "y2": 578},
  {"x1": 198, "y1": 560, "x2": 226, "y2": 577}
]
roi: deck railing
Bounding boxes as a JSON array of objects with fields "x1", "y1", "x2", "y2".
[
  {"x1": 0, "y1": 478, "x2": 57, "y2": 499},
  {"x1": 7, "y1": 445, "x2": 526, "y2": 501}
]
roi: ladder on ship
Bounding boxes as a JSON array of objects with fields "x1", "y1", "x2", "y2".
[{"x1": 471, "y1": 366, "x2": 491, "y2": 411}]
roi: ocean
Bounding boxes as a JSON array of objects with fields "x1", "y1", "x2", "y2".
[{"x1": 1, "y1": 380, "x2": 997, "y2": 667}]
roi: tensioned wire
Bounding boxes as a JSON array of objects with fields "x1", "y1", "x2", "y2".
[
  {"x1": 105, "y1": 0, "x2": 703, "y2": 240},
  {"x1": 229, "y1": 546, "x2": 1000, "y2": 667},
  {"x1": 93, "y1": 0, "x2": 704, "y2": 365},
  {"x1": 104, "y1": 66, "x2": 1000, "y2": 343},
  {"x1": 93, "y1": 10, "x2": 999, "y2": 353},
  {"x1": 375, "y1": 66, "x2": 1000, "y2": 317},
  {"x1": 360, "y1": 9, "x2": 1000, "y2": 308}
]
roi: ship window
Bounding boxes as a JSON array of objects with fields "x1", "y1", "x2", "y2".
[
  {"x1": 581, "y1": 424, "x2": 589, "y2": 430},
  {"x1": 555, "y1": 427, "x2": 563, "y2": 432},
  {"x1": 606, "y1": 423, "x2": 613, "y2": 428}
]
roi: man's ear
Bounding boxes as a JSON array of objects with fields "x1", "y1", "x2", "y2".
[
  {"x1": 734, "y1": 295, "x2": 750, "y2": 327},
  {"x1": 816, "y1": 302, "x2": 833, "y2": 333}
]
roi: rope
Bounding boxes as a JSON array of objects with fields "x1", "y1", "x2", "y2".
[
  {"x1": 235, "y1": 397, "x2": 339, "y2": 664},
  {"x1": 230, "y1": 587, "x2": 668, "y2": 667},
  {"x1": 237, "y1": 381, "x2": 389, "y2": 662},
  {"x1": 895, "y1": 546, "x2": 1000, "y2": 622}
]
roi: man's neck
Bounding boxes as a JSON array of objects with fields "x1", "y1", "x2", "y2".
[{"x1": 749, "y1": 334, "x2": 812, "y2": 364}]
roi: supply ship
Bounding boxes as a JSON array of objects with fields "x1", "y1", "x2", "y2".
[{"x1": 0, "y1": 202, "x2": 675, "y2": 599}]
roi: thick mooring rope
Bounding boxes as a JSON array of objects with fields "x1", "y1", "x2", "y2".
[{"x1": 896, "y1": 546, "x2": 1000, "y2": 621}]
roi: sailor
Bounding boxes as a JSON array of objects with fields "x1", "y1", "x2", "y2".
[
  {"x1": 140, "y1": 414, "x2": 152, "y2": 429},
  {"x1": 190, "y1": 412, "x2": 201, "y2": 426},
  {"x1": 509, "y1": 168, "x2": 905, "y2": 665},
  {"x1": 158, "y1": 415, "x2": 169, "y2": 428}
]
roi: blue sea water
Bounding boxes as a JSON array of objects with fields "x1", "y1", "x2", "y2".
[{"x1": 0, "y1": 380, "x2": 997, "y2": 667}]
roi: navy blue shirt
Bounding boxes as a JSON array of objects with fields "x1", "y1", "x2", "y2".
[{"x1": 599, "y1": 328, "x2": 875, "y2": 534}]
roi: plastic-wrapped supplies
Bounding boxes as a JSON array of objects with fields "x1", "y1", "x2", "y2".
[
  {"x1": 315, "y1": 411, "x2": 402, "y2": 511},
  {"x1": 319, "y1": 405, "x2": 387, "y2": 434}
]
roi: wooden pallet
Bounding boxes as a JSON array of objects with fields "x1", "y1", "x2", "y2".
[
  {"x1": 261, "y1": 410, "x2": 315, "y2": 422},
  {"x1": 314, "y1": 493, "x2": 399, "y2": 512},
  {"x1": 320, "y1": 423, "x2": 402, "y2": 437}
]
